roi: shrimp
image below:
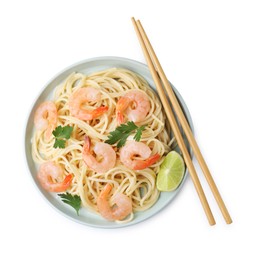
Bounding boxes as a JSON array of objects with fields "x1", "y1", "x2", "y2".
[
  {"x1": 37, "y1": 161, "x2": 73, "y2": 192},
  {"x1": 116, "y1": 90, "x2": 150, "y2": 125},
  {"x1": 82, "y1": 136, "x2": 116, "y2": 173},
  {"x1": 34, "y1": 101, "x2": 58, "y2": 139},
  {"x1": 120, "y1": 141, "x2": 160, "y2": 170},
  {"x1": 97, "y1": 183, "x2": 132, "y2": 221},
  {"x1": 68, "y1": 87, "x2": 108, "y2": 120}
]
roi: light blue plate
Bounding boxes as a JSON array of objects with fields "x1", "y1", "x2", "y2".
[{"x1": 24, "y1": 56, "x2": 193, "y2": 228}]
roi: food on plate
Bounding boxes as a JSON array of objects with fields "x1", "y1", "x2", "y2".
[
  {"x1": 32, "y1": 68, "x2": 177, "y2": 222},
  {"x1": 156, "y1": 151, "x2": 185, "y2": 192}
]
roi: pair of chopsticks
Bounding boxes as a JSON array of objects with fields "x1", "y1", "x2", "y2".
[{"x1": 131, "y1": 17, "x2": 232, "y2": 225}]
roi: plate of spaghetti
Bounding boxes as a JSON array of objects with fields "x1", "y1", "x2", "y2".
[{"x1": 25, "y1": 56, "x2": 193, "y2": 228}]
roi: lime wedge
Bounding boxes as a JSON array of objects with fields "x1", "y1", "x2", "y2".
[{"x1": 156, "y1": 151, "x2": 185, "y2": 191}]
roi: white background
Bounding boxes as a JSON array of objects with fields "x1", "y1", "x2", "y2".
[{"x1": 0, "y1": 0, "x2": 259, "y2": 259}]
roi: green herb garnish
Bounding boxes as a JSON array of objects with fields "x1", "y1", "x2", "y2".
[
  {"x1": 58, "y1": 192, "x2": 81, "y2": 216},
  {"x1": 52, "y1": 125, "x2": 73, "y2": 148},
  {"x1": 133, "y1": 125, "x2": 146, "y2": 141},
  {"x1": 105, "y1": 121, "x2": 146, "y2": 148}
]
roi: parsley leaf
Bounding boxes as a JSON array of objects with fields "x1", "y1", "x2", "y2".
[
  {"x1": 134, "y1": 125, "x2": 146, "y2": 141},
  {"x1": 117, "y1": 121, "x2": 138, "y2": 132},
  {"x1": 58, "y1": 192, "x2": 81, "y2": 216},
  {"x1": 54, "y1": 139, "x2": 66, "y2": 149},
  {"x1": 105, "y1": 121, "x2": 146, "y2": 148},
  {"x1": 52, "y1": 125, "x2": 73, "y2": 149}
]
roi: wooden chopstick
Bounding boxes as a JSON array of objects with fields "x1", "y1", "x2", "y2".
[
  {"x1": 131, "y1": 17, "x2": 215, "y2": 225},
  {"x1": 132, "y1": 17, "x2": 232, "y2": 225}
]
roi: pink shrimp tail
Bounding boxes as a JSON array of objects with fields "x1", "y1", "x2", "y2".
[
  {"x1": 92, "y1": 106, "x2": 108, "y2": 119},
  {"x1": 133, "y1": 153, "x2": 161, "y2": 170},
  {"x1": 116, "y1": 97, "x2": 131, "y2": 125},
  {"x1": 97, "y1": 183, "x2": 114, "y2": 221},
  {"x1": 51, "y1": 174, "x2": 73, "y2": 192},
  {"x1": 62, "y1": 174, "x2": 73, "y2": 188},
  {"x1": 83, "y1": 136, "x2": 91, "y2": 153},
  {"x1": 99, "y1": 183, "x2": 112, "y2": 198},
  {"x1": 116, "y1": 111, "x2": 125, "y2": 125}
]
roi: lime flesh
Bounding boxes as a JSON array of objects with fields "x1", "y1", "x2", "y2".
[{"x1": 156, "y1": 151, "x2": 185, "y2": 192}]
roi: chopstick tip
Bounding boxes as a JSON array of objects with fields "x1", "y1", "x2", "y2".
[{"x1": 226, "y1": 219, "x2": 233, "y2": 225}]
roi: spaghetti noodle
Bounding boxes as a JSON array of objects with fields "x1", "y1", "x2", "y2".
[{"x1": 32, "y1": 68, "x2": 173, "y2": 222}]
